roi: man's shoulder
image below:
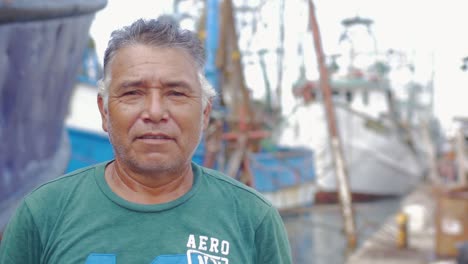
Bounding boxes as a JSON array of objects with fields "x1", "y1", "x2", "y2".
[
  {"x1": 198, "y1": 166, "x2": 273, "y2": 207},
  {"x1": 24, "y1": 163, "x2": 103, "y2": 206}
]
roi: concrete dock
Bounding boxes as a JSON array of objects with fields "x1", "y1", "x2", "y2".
[{"x1": 347, "y1": 183, "x2": 459, "y2": 264}]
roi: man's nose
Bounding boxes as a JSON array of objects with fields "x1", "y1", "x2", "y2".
[{"x1": 141, "y1": 92, "x2": 168, "y2": 122}]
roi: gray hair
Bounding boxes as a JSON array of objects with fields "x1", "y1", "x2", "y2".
[{"x1": 98, "y1": 16, "x2": 216, "y2": 108}]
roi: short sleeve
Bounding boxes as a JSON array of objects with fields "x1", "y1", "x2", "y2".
[
  {"x1": 0, "y1": 200, "x2": 42, "y2": 264},
  {"x1": 254, "y1": 206, "x2": 292, "y2": 263}
]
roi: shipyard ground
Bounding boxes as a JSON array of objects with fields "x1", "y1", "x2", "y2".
[
  {"x1": 281, "y1": 181, "x2": 467, "y2": 263},
  {"x1": 348, "y1": 183, "x2": 463, "y2": 264}
]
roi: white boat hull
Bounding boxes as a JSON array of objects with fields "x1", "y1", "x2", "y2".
[{"x1": 278, "y1": 100, "x2": 426, "y2": 198}]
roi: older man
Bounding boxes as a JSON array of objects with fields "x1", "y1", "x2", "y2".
[{"x1": 0, "y1": 17, "x2": 292, "y2": 263}]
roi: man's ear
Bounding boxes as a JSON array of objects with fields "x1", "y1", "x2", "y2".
[
  {"x1": 97, "y1": 95, "x2": 109, "y2": 132},
  {"x1": 202, "y1": 100, "x2": 212, "y2": 130}
]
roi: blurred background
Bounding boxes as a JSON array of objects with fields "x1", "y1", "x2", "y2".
[
  {"x1": 90, "y1": 0, "x2": 468, "y2": 135},
  {"x1": 1, "y1": 0, "x2": 467, "y2": 263}
]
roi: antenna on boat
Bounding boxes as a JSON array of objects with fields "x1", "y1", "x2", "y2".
[
  {"x1": 339, "y1": 16, "x2": 378, "y2": 76},
  {"x1": 308, "y1": 0, "x2": 357, "y2": 250}
]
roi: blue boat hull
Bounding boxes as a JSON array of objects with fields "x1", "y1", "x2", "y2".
[{"x1": 0, "y1": 1, "x2": 107, "y2": 230}]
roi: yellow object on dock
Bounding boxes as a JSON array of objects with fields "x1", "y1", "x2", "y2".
[{"x1": 396, "y1": 212, "x2": 409, "y2": 249}]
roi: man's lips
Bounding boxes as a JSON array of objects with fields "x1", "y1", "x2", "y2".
[{"x1": 135, "y1": 133, "x2": 175, "y2": 141}]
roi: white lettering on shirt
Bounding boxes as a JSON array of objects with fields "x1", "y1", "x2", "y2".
[
  {"x1": 186, "y1": 234, "x2": 196, "y2": 249},
  {"x1": 198, "y1": 236, "x2": 208, "y2": 251},
  {"x1": 185, "y1": 234, "x2": 230, "y2": 256},
  {"x1": 221, "y1": 240, "x2": 230, "y2": 255},
  {"x1": 209, "y1": 237, "x2": 219, "y2": 253}
]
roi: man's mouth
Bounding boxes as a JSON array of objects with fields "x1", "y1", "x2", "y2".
[{"x1": 137, "y1": 133, "x2": 174, "y2": 141}]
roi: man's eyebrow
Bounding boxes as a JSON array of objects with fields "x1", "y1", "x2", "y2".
[
  {"x1": 163, "y1": 80, "x2": 193, "y2": 91},
  {"x1": 119, "y1": 80, "x2": 145, "y2": 89},
  {"x1": 116, "y1": 79, "x2": 194, "y2": 91}
]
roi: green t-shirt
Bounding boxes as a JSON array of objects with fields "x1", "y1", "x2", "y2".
[{"x1": 0, "y1": 162, "x2": 292, "y2": 263}]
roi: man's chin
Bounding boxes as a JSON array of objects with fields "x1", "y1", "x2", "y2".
[{"x1": 130, "y1": 158, "x2": 189, "y2": 175}]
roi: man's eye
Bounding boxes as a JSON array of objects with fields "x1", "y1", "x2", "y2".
[
  {"x1": 123, "y1": 91, "x2": 139, "y2": 96},
  {"x1": 169, "y1": 91, "x2": 186, "y2": 97}
]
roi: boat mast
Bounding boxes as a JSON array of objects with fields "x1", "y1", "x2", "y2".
[
  {"x1": 257, "y1": 49, "x2": 273, "y2": 112},
  {"x1": 275, "y1": 0, "x2": 286, "y2": 113},
  {"x1": 201, "y1": 0, "x2": 269, "y2": 184},
  {"x1": 308, "y1": 0, "x2": 357, "y2": 250}
]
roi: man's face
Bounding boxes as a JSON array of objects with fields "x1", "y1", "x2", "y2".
[{"x1": 98, "y1": 44, "x2": 211, "y2": 174}]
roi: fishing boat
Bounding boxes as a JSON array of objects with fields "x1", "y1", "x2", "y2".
[
  {"x1": 65, "y1": 0, "x2": 317, "y2": 210},
  {"x1": 277, "y1": 17, "x2": 430, "y2": 202},
  {"x1": 199, "y1": 0, "x2": 317, "y2": 209},
  {"x1": 0, "y1": 0, "x2": 107, "y2": 233}
]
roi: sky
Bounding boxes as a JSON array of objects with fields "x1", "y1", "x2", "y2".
[{"x1": 89, "y1": 0, "x2": 468, "y2": 136}]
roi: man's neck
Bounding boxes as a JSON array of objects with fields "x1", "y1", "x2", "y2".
[{"x1": 104, "y1": 161, "x2": 194, "y2": 204}]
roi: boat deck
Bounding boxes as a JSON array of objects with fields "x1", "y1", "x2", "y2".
[{"x1": 347, "y1": 184, "x2": 459, "y2": 264}]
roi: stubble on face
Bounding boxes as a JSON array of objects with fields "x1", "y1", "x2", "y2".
[{"x1": 106, "y1": 113, "x2": 203, "y2": 177}]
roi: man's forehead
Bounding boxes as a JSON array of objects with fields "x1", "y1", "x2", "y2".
[
  {"x1": 113, "y1": 44, "x2": 196, "y2": 64},
  {"x1": 109, "y1": 44, "x2": 201, "y2": 85}
]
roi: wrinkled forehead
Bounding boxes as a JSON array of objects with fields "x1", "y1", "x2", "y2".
[
  {"x1": 108, "y1": 44, "x2": 202, "y2": 90},
  {"x1": 105, "y1": 43, "x2": 201, "y2": 79},
  {"x1": 112, "y1": 45, "x2": 198, "y2": 76}
]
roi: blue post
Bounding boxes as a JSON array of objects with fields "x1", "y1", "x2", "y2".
[{"x1": 204, "y1": 0, "x2": 220, "y2": 110}]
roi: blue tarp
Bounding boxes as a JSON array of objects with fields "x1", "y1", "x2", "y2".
[{"x1": 250, "y1": 148, "x2": 315, "y2": 192}]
